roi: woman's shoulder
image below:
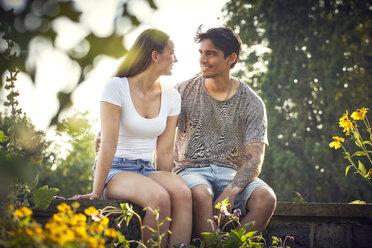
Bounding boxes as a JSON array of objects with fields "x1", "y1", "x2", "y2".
[
  {"x1": 106, "y1": 77, "x2": 127, "y2": 88},
  {"x1": 101, "y1": 77, "x2": 127, "y2": 104}
]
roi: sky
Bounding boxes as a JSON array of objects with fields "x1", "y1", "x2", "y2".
[{"x1": 1, "y1": 0, "x2": 229, "y2": 132}]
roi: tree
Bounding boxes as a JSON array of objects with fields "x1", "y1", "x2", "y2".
[
  {"x1": 0, "y1": 0, "x2": 157, "y2": 126},
  {"x1": 0, "y1": 0, "x2": 156, "y2": 207},
  {"x1": 223, "y1": 0, "x2": 372, "y2": 202}
]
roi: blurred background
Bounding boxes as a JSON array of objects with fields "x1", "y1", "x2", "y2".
[{"x1": 0, "y1": 0, "x2": 371, "y2": 203}]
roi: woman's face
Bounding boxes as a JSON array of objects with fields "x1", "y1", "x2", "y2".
[{"x1": 157, "y1": 40, "x2": 177, "y2": 76}]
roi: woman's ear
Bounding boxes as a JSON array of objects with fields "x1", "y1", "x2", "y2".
[{"x1": 152, "y1": 51, "x2": 159, "y2": 62}]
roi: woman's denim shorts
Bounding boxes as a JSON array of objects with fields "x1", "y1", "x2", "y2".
[{"x1": 95, "y1": 157, "x2": 157, "y2": 186}]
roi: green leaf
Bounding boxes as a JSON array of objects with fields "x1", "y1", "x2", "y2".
[
  {"x1": 349, "y1": 200, "x2": 366, "y2": 204},
  {"x1": 229, "y1": 228, "x2": 245, "y2": 238},
  {"x1": 358, "y1": 161, "x2": 366, "y2": 176},
  {"x1": 0, "y1": 130, "x2": 8, "y2": 142},
  {"x1": 355, "y1": 139, "x2": 363, "y2": 148},
  {"x1": 272, "y1": 236, "x2": 280, "y2": 245},
  {"x1": 28, "y1": 174, "x2": 39, "y2": 191},
  {"x1": 345, "y1": 165, "x2": 352, "y2": 176},
  {"x1": 214, "y1": 197, "x2": 229, "y2": 210},
  {"x1": 30, "y1": 185, "x2": 59, "y2": 210},
  {"x1": 351, "y1": 151, "x2": 367, "y2": 157},
  {"x1": 118, "y1": 235, "x2": 126, "y2": 243},
  {"x1": 362, "y1": 141, "x2": 372, "y2": 147}
]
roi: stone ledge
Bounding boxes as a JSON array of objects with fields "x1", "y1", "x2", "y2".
[
  {"x1": 34, "y1": 200, "x2": 372, "y2": 219},
  {"x1": 274, "y1": 202, "x2": 372, "y2": 218}
]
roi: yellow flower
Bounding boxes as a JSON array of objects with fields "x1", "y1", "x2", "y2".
[
  {"x1": 57, "y1": 203, "x2": 72, "y2": 214},
  {"x1": 351, "y1": 107, "x2": 369, "y2": 120},
  {"x1": 99, "y1": 216, "x2": 109, "y2": 226},
  {"x1": 72, "y1": 225, "x2": 87, "y2": 240},
  {"x1": 87, "y1": 236, "x2": 99, "y2": 248},
  {"x1": 25, "y1": 227, "x2": 34, "y2": 236},
  {"x1": 71, "y1": 213, "x2": 87, "y2": 226},
  {"x1": 48, "y1": 224, "x2": 75, "y2": 245},
  {"x1": 104, "y1": 228, "x2": 119, "y2": 238},
  {"x1": 71, "y1": 201, "x2": 80, "y2": 210},
  {"x1": 339, "y1": 111, "x2": 353, "y2": 134},
  {"x1": 14, "y1": 206, "x2": 33, "y2": 218},
  {"x1": 84, "y1": 206, "x2": 99, "y2": 216},
  {"x1": 329, "y1": 136, "x2": 345, "y2": 149},
  {"x1": 89, "y1": 222, "x2": 105, "y2": 232}
]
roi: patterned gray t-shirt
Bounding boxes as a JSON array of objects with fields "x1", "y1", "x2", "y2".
[{"x1": 173, "y1": 75, "x2": 268, "y2": 173}]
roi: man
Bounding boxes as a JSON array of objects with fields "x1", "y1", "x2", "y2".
[{"x1": 173, "y1": 27, "x2": 276, "y2": 239}]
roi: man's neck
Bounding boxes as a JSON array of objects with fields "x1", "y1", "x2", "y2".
[
  {"x1": 204, "y1": 75, "x2": 237, "y2": 101},
  {"x1": 204, "y1": 75, "x2": 231, "y2": 92}
]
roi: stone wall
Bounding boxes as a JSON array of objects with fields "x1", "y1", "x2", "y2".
[
  {"x1": 267, "y1": 202, "x2": 372, "y2": 248},
  {"x1": 33, "y1": 200, "x2": 372, "y2": 248}
]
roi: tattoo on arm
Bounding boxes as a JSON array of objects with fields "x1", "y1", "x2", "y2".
[{"x1": 231, "y1": 143, "x2": 265, "y2": 189}]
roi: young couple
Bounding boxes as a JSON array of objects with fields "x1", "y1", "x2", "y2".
[{"x1": 70, "y1": 27, "x2": 276, "y2": 247}]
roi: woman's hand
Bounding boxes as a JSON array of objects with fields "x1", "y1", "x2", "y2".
[{"x1": 69, "y1": 193, "x2": 100, "y2": 200}]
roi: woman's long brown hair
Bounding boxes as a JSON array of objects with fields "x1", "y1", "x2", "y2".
[{"x1": 113, "y1": 29, "x2": 170, "y2": 78}]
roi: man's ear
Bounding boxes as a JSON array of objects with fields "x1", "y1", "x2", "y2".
[{"x1": 228, "y1": 53, "x2": 237, "y2": 66}]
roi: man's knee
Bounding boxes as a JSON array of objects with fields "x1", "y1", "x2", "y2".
[
  {"x1": 247, "y1": 186, "x2": 276, "y2": 211},
  {"x1": 191, "y1": 185, "x2": 213, "y2": 205}
]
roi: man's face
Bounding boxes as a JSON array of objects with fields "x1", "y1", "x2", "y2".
[{"x1": 199, "y1": 38, "x2": 231, "y2": 78}]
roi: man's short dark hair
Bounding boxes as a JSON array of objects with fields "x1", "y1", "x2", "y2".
[{"x1": 195, "y1": 26, "x2": 242, "y2": 68}]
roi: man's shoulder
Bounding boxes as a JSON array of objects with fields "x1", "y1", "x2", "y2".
[
  {"x1": 238, "y1": 79, "x2": 265, "y2": 105},
  {"x1": 175, "y1": 75, "x2": 202, "y2": 92}
]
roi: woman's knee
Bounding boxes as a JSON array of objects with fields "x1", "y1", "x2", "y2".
[
  {"x1": 173, "y1": 181, "x2": 192, "y2": 202},
  {"x1": 147, "y1": 188, "x2": 171, "y2": 211}
]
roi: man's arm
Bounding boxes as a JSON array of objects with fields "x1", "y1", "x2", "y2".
[
  {"x1": 213, "y1": 142, "x2": 265, "y2": 214},
  {"x1": 231, "y1": 142, "x2": 265, "y2": 189}
]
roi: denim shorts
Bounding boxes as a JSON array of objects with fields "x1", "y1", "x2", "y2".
[
  {"x1": 178, "y1": 165, "x2": 270, "y2": 215},
  {"x1": 102, "y1": 157, "x2": 157, "y2": 186}
]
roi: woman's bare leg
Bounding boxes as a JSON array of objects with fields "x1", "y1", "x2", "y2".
[
  {"x1": 149, "y1": 171, "x2": 193, "y2": 246},
  {"x1": 104, "y1": 172, "x2": 171, "y2": 247}
]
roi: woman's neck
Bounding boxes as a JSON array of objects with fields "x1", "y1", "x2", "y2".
[{"x1": 128, "y1": 70, "x2": 159, "y2": 95}]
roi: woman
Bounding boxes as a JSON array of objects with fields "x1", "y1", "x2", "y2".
[{"x1": 70, "y1": 29, "x2": 192, "y2": 247}]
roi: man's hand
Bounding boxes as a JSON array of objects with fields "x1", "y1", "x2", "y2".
[
  {"x1": 213, "y1": 191, "x2": 235, "y2": 217},
  {"x1": 213, "y1": 185, "x2": 241, "y2": 225}
]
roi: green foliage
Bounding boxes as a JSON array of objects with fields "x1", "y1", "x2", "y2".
[
  {"x1": 329, "y1": 108, "x2": 372, "y2": 190},
  {"x1": 0, "y1": 0, "x2": 157, "y2": 126},
  {"x1": 199, "y1": 198, "x2": 293, "y2": 248},
  {"x1": 2, "y1": 203, "x2": 124, "y2": 247},
  {"x1": 0, "y1": 55, "x2": 56, "y2": 212},
  {"x1": 39, "y1": 111, "x2": 97, "y2": 198},
  {"x1": 101, "y1": 203, "x2": 172, "y2": 247},
  {"x1": 30, "y1": 185, "x2": 59, "y2": 210},
  {"x1": 223, "y1": 0, "x2": 372, "y2": 202}
]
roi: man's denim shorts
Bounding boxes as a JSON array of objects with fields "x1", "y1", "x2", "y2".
[
  {"x1": 178, "y1": 165, "x2": 270, "y2": 215},
  {"x1": 94, "y1": 157, "x2": 157, "y2": 186}
]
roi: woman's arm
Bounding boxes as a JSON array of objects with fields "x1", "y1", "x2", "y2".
[
  {"x1": 93, "y1": 102, "x2": 121, "y2": 197},
  {"x1": 69, "y1": 102, "x2": 120, "y2": 200},
  {"x1": 155, "y1": 115, "x2": 179, "y2": 171},
  {"x1": 92, "y1": 102, "x2": 121, "y2": 198}
]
